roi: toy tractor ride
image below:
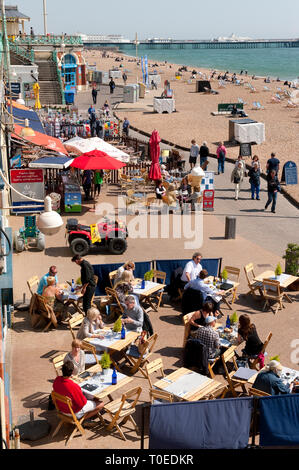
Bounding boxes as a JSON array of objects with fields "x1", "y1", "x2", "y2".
[
  {"x1": 66, "y1": 217, "x2": 128, "y2": 256},
  {"x1": 13, "y1": 215, "x2": 45, "y2": 252}
]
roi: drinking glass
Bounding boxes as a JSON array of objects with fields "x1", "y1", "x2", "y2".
[{"x1": 100, "y1": 373, "x2": 105, "y2": 388}]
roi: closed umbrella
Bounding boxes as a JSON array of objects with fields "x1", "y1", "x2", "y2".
[
  {"x1": 70, "y1": 149, "x2": 126, "y2": 170},
  {"x1": 148, "y1": 129, "x2": 161, "y2": 180}
]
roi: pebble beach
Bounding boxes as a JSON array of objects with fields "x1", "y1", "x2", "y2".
[{"x1": 83, "y1": 48, "x2": 299, "y2": 205}]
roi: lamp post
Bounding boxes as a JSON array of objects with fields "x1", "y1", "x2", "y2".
[
  {"x1": 43, "y1": 0, "x2": 48, "y2": 36},
  {"x1": 61, "y1": 41, "x2": 65, "y2": 93}
]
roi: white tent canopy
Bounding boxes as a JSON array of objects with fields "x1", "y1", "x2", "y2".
[{"x1": 64, "y1": 137, "x2": 130, "y2": 163}]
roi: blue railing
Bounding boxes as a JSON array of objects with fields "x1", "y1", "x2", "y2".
[
  {"x1": 11, "y1": 35, "x2": 83, "y2": 46},
  {"x1": 52, "y1": 50, "x2": 66, "y2": 105},
  {"x1": 8, "y1": 39, "x2": 34, "y2": 63}
]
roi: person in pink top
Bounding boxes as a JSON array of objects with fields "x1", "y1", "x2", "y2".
[{"x1": 216, "y1": 142, "x2": 227, "y2": 174}]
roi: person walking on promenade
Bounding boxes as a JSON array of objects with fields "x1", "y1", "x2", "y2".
[
  {"x1": 122, "y1": 72, "x2": 127, "y2": 85},
  {"x1": 189, "y1": 139, "x2": 200, "y2": 169},
  {"x1": 216, "y1": 141, "x2": 227, "y2": 174},
  {"x1": 122, "y1": 117, "x2": 130, "y2": 138},
  {"x1": 265, "y1": 170, "x2": 281, "y2": 213},
  {"x1": 248, "y1": 162, "x2": 261, "y2": 200},
  {"x1": 72, "y1": 255, "x2": 96, "y2": 314},
  {"x1": 231, "y1": 162, "x2": 244, "y2": 200},
  {"x1": 109, "y1": 78, "x2": 116, "y2": 94},
  {"x1": 266, "y1": 152, "x2": 280, "y2": 176},
  {"x1": 251, "y1": 154, "x2": 261, "y2": 170},
  {"x1": 199, "y1": 141, "x2": 209, "y2": 167},
  {"x1": 91, "y1": 86, "x2": 98, "y2": 105}
]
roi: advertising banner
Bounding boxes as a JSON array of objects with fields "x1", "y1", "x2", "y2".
[{"x1": 10, "y1": 169, "x2": 44, "y2": 213}]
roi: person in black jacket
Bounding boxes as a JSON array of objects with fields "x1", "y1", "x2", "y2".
[
  {"x1": 248, "y1": 162, "x2": 261, "y2": 200},
  {"x1": 72, "y1": 255, "x2": 96, "y2": 314},
  {"x1": 199, "y1": 141, "x2": 209, "y2": 167},
  {"x1": 265, "y1": 170, "x2": 281, "y2": 213}
]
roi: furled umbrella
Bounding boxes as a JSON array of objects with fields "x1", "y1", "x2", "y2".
[
  {"x1": 70, "y1": 149, "x2": 126, "y2": 170},
  {"x1": 148, "y1": 129, "x2": 161, "y2": 180}
]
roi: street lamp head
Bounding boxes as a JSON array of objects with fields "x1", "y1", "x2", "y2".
[{"x1": 37, "y1": 196, "x2": 63, "y2": 236}]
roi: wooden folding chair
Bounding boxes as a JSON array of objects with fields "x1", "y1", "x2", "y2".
[
  {"x1": 222, "y1": 266, "x2": 240, "y2": 306},
  {"x1": 52, "y1": 352, "x2": 68, "y2": 376},
  {"x1": 145, "y1": 358, "x2": 165, "y2": 388},
  {"x1": 243, "y1": 263, "x2": 263, "y2": 299},
  {"x1": 105, "y1": 287, "x2": 124, "y2": 314},
  {"x1": 221, "y1": 346, "x2": 248, "y2": 398},
  {"x1": 149, "y1": 389, "x2": 174, "y2": 404},
  {"x1": 146, "y1": 270, "x2": 166, "y2": 310},
  {"x1": 27, "y1": 275, "x2": 39, "y2": 296},
  {"x1": 51, "y1": 391, "x2": 88, "y2": 445},
  {"x1": 80, "y1": 341, "x2": 102, "y2": 367},
  {"x1": 262, "y1": 280, "x2": 292, "y2": 315},
  {"x1": 99, "y1": 386, "x2": 142, "y2": 441},
  {"x1": 109, "y1": 269, "x2": 118, "y2": 287},
  {"x1": 68, "y1": 314, "x2": 85, "y2": 340},
  {"x1": 247, "y1": 387, "x2": 271, "y2": 397},
  {"x1": 208, "y1": 355, "x2": 221, "y2": 379},
  {"x1": 182, "y1": 312, "x2": 193, "y2": 348},
  {"x1": 35, "y1": 294, "x2": 61, "y2": 331},
  {"x1": 125, "y1": 333, "x2": 158, "y2": 377},
  {"x1": 248, "y1": 332, "x2": 272, "y2": 370}
]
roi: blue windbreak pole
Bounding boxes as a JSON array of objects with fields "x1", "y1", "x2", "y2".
[
  {"x1": 145, "y1": 55, "x2": 149, "y2": 86},
  {"x1": 141, "y1": 56, "x2": 145, "y2": 84}
]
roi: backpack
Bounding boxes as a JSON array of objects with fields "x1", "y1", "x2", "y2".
[
  {"x1": 142, "y1": 311, "x2": 154, "y2": 337},
  {"x1": 219, "y1": 149, "x2": 225, "y2": 159},
  {"x1": 234, "y1": 174, "x2": 241, "y2": 184}
]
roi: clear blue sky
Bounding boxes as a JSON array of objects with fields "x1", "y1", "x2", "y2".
[{"x1": 13, "y1": 0, "x2": 299, "y2": 39}]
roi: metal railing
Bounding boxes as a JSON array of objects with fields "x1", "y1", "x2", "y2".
[
  {"x1": 8, "y1": 40, "x2": 34, "y2": 63},
  {"x1": 11, "y1": 35, "x2": 83, "y2": 46},
  {"x1": 52, "y1": 50, "x2": 66, "y2": 105}
]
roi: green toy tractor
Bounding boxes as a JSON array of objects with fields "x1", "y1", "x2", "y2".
[{"x1": 13, "y1": 215, "x2": 45, "y2": 252}]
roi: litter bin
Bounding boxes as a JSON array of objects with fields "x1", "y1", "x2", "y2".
[{"x1": 64, "y1": 91, "x2": 75, "y2": 105}]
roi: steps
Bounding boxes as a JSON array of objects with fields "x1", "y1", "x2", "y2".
[{"x1": 34, "y1": 60, "x2": 63, "y2": 105}]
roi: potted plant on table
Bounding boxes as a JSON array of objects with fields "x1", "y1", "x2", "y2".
[
  {"x1": 275, "y1": 263, "x2": 282, "y2": 279},
  {"x1": 113, "y1": 316, "x2": 122, "y2": 333},
  {"x1": 100, "y1": 351, "x2": 112, "y2": 375},
  {"x1": 144, "y1": 270, "x2": 154, "y2": 281},
  {"x1": 230, "y1": 311, "x2": 238, "y2": 325},
  {"x1": 221, "y1": 269, "x2": 228, "y2": 283}
]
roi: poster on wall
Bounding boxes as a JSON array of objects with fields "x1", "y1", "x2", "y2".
[{"x1": 10, "y1": 169, "x2": 44, "y2": 213}]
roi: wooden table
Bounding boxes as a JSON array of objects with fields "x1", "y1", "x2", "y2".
[
  {"x1": 154, "y1": 367, "x2": 225, "y2": 401},
  {"x1": 133, "y1": 278, "x2": 166, "y2": 312},
  {"x1": 83, "y1": 330, "x2": 139, "y2": 371},
  {"x1": 206, "y1": 277, "x2": 240, "y2": 310},
  {"x1": 253, "y1": 271, "x2": 299, "y2": 289},
  {"x1": 247, "y1": 365, "x2": 299, "y2": 386},
  {"x1": 61, "y1": 284, "x2": 84, "y2": 316},
  {"x1": 73, "y1": 364, "x2": 133, "y2": 401}
]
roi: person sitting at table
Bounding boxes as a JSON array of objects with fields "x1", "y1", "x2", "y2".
[
  {"x1": 184, "y1": 185, "x2": 201, "y2": 211},
  {"x1": 77, "y1": 307, "x2": 104, "y2": 340},
  {"x1": 42, "y1": 276, "x2": 66, "y2": 317},
  {"x1": 194, "y1": 316, "x2": 221, "y2": 359},
  {"x1": 184, "y1": 269, "x2": 224, "y2": 317},
  {"x1": 37, "y1": 265, "x2": 59, "y2": 295},
  {"x1": 177, "y1": 177, "x2": 192, "y2": 206},
  {"x1": 53, "y1": 361, "x2": 104, "y2": 419},
  {"x1": 188, "y1": 302, "x2": 214, "y2": 336},
  {"x1": 63, "y1": 339, "x2": 85, "y2": 376},
  {"x1": 122, "y1": 295, "x2": 144, "y2": 331},
  {"x1": 114, "y1": 261, "x2": 135, "y2": 286},
  {"x1": 155, "y1": 179, "x2": 166, "y2": 200},
  {"x1": 237, "y1": 314, "x2": 263, "y2": 357},
  {"x1": 160, "y1": 164, "x2": 172, "y2": 181},
  {"x1": 181, "y1": 252, "x2": 203, "y2": 286},
  {"x1": 252, "y1": 360, "x2": 292, "y2": 395},
  {"x1": 114, "y1": 271, "x2": 135, "y2": 307}
]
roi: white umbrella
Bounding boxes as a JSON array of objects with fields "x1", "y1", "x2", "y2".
[{"x1": 64, "y1": 137, "x2": 130, "y2": 163}]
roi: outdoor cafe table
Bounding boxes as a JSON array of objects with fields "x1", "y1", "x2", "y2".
[
  {"x1": 132, "y1": 279, "x2": 166, "y2": 312},
  {"x1": 253, "y1": 271, "x2": 299, "y2": 289},
  {"x1": 72, "y1": 364, "x2": 133, "y2": 402},
  {"x1": 216, "y1": 325, "x2": 239, "y2": 349},
  {"x1": 59, "y1": 283, "x2": 84, "y2": 316},
  {"x1": 206, "y1": 276, "x2": 240, "y2": 310},
  {"x1": 154, "y1": 367, "x2": 225, "y2": 401},
  {"x1": 82, "y1": 330, "x2": 139, "y2": 371}
]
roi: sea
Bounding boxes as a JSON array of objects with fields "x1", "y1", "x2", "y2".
[{"x1": 117, "y1": 45, "x2": 299, "y2": 82}]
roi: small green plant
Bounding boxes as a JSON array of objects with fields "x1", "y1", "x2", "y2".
[
  {"x1": 275, "y1": 263, "x2": 282, "y2": 277},
  {"x1": 100, "y1": 351, "x2": 112, "y2": 369},
  {"x1": 144, "y1": 269, "x2": 154, "y2": 281},
  {"x1": 270, "y1": 355, "x2": 280, "y2": 362},
  {"x1": 283, "y1": 243, "x2": 299, "y2": 276},
  {"x1": 230, "y1": 311, "x2": 238, "y2": 324},
  {"x1": 113, "y1": 316, "x2": 122, "y2": 333},
  {"x1": 221, "y1": 269, "x2": 228, "y2": 281}
]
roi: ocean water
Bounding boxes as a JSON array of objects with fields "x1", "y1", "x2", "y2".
[{"x1": 118, "y1": 45, "x2": 299, "y2": 81}]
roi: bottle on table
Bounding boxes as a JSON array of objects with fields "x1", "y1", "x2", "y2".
[
  {"x1": 226, "y1": 315, "x2": 231, "y2": 329},
  {"x1": 112, "y1": 367, "x2": 117, "y2": 385},
  {"x1": 121, "y1": 324, "x2": 126, "y2": 339},
  {"x1": 71, "y1": 279, "x2": 75, "y2": 293},
  {"x1": 141, "y1": 279, "x2": 145, "y2": 289}
]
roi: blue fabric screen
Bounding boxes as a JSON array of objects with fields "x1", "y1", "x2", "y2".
[
  {"x1": 149, "y1": 397, "x2": 253, "y2": 449},
  {"x1": 93, "y1": 261, "x2": 152, "y2": 295},
  {"x1": 9, "y1": 106, "x2": 45, "y2": 134},
  {"x1": 156, "y1": 258, "x2": 221, "y2": 285},
  {"x1": 259, "y1": 394, "x2": 299, "y2": 446}
]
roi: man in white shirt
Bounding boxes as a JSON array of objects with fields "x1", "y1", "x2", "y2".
[
  {"x1": 181, "y1": 252, "x2": 203, "y2": 284},
  {"x1": 184, "y1": 269, "x2": 224, "y2": 316}
]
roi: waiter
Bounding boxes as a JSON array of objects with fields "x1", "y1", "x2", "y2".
[{"x1": 71, "y1": 255, "x2": 96, "y2": 314}]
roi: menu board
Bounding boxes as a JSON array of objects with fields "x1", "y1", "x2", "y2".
[{"x1": 10, "y1": 169, "x2": 44, "y2": 213}]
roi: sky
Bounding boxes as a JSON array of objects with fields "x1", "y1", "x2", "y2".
[{"x1": 12, "y1": 0, "x2": 299, "y2": 40}]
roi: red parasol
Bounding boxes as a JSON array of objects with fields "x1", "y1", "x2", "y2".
[
  {"x1": 70, "y1": 149, "x2": 126, "y2": 170},
  {"x1": 148, "y1": 129, "x2": 161, "y2": 180}
]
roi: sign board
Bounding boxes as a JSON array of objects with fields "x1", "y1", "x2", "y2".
[
  {"x1": 203, "y1": 189, "x2": 214, "y2": 211},
  {"x1": 6, "y1": 82, "x2": 21, "y2": 96},
  {"x1": 239, "y1": 143, "x2": 252, "y2": 157},
  {"x1": 282, "y1": 161, "x2": 298, "y2": 185},
  {"x1": 10, "y1": 169, "x2": 44, "y2": 213},
  {"x1": 196, "y1": 80, "x2": 211, "y2": 92},
  {"x1": 24, "y1": 82, "x2": 35, "y2": 100}
]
